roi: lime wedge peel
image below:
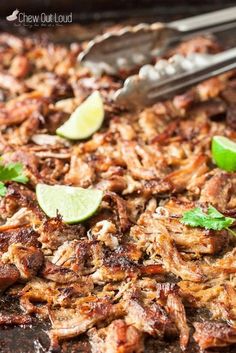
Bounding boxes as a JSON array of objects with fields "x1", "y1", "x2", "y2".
[
  {"x1": 212, "y1": 135, "x2": 236, "y2": 172},
  {"x1": 56, "y1": 91, "x2": 104, "y2": 140},
  {"x1": 36, "y1": 184, "x2": 103, "y2": 224}
]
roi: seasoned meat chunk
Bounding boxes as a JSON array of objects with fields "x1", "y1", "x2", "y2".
[
  {"x1": 3, "y1": 244, "x2": 44, "y2": 280},
  {"x1": 89, "y1": 320, "x2": 144, "y2": 353},
  {"x1": 0, "y1": 263, "x2": 19, "y2": 291},
  {"x1": 39, "y1": 216, "x2": 85, "y2": 251},
  {"x1": 200, "y1": 170, "x2": 236, "y2": 212},
  {"x1": 194, "y1": 322, "x2": 236, "y2": 349}
]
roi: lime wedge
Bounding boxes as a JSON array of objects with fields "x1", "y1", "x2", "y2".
[
  {"x1": 36, "y1": 184, "x2": 103, "y2": 223},
  {"x1": 212, "y1": 136, "x2": 236, "y2": 172},
  {"x1": 56, "y1": 91, "x2": 104, "y2": 140}
]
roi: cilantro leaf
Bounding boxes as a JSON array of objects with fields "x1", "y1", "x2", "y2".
[
  {"x1": 0, "y1": 162, "x2": 29, "y2": 197},
  {"x1": 0, "y1": 163, "x2": 28, "y2": 184},
  {"x1": 207, "y1": 205, "x2": 225, "y2": 219},
  {"x1": 181, "y1": 205, "x2": 235, "y2": 231},
  {"x1": 0, "y1": 182, "x2": 7, "y2": 197}
]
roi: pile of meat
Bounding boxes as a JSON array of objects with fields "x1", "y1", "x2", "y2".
[{"x1": 0, "y1": 30, "x2": 236, "y2": 353}]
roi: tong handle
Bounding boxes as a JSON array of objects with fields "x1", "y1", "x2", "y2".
[{"x1": 170, "y1": 6, "x2": 236, "y2": 33}]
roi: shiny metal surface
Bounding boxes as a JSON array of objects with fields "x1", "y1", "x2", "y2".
[
  {"x1": 79, "y1": 6, "x2": 236, "y2": 75},
  {"x1": 114, "y1": 48, "x2": 236, "y2": 108}
]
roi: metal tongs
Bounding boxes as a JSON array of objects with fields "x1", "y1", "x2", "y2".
[
  {"x1": 79, "y1": 6, "x2": 236, "y2": 75},
  {"x1": 113, "y1": 48, "x2": 236, "y2": 108}
]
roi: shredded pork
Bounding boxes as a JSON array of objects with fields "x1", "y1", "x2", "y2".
[{"x1": 0, "y1": 30, "x2": 236, "y2": 353}]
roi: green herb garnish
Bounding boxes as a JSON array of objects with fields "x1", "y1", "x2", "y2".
[
  {"x1": 181, "y1": 205, "x2": 236, "y2": 235},
  {"x1": 0, "y1": 162, "x2": 28, "y2": 196},
  {"x1": 0, "y1": 182, "x2": 7, "y2": 197}
]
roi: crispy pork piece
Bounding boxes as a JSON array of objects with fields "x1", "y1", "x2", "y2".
[
  {"x1": 193, "y1": 321, "x2": 236, "y2": 349},
  {"x1": 20, "y1": 278, "x2": 59, "y2": 317},
  {"x1": 166, "y1": 293, "x2": 189, "y2": 350},
  {"x1": 124, "y1": 297, "x2": 176, "y2": 338},
  {"x1": 110, "y1": 116, "x2": 137, "y2": 141},
  {"x1": 126, "y1": 195, "x2": 147, "y2": 222},
  {"x1": 141, "y1": 282, "x2": 190, "y2": 349},
  {"x1": 76, "y1": 240, "x2": 103, "y2": 272},
  {"x1": 13, "y1": 115, "x2": 41, "y2": 145},
  {"x1": 38, "y1": 216, "x2": 85, "y2": 251},
  {"x1": 97, "y1": 175, "x2": 128, "y2": 193},
  {"x1": 89, "y1": 320, "x2": 144, "y2": 353},
  {"x1": 0, "y1": 263, "x2": 20, "y2": 291},
  {"x1": 200, "y1": 170, "x2": 236, "y2": 212},
  {"x1": 115, "y1": 243, "x2": 142, "y2": 262},
  {"x1": 121, "y1": 141, "x2": 166, "y2": 181},
  {"x1": 138, "y1": 108, "x2": 170, "y2": 143},
  {"x1": 91, "y1": 251, "x2": 139, "y2": 284},
  {"x1": 179, "y1": 280, "x2": 236, "y2": 324},
  {"x1": 49, "y1": 298, "x2": 121, "y2": 345},
  {"x1": 165, "y1": 155, "x2": 209, "y2": 192},
  {"x1": 202, "y1": 248, "x2": 236, "y2": 278},
  {"x1": 169, "y1": 221, "x2": 228, "y2": 256},
  {"x1": 0, "y1": 94, "x2": 48, "y2": 126},
  {"x1": 0, "y1": 184, "x2": 37, "y2": 220},
  {"x1": 9, "y1": 55, "x2": 30, "y2": 79},
  {"x1": 0, "y1": 226, "x2": 40, "y2": 254},
  {"x1": 131, "y1": 209, "x2": 204, "y2": 282},
  {"x1": 92, "y1": 220, "x2": 119, "y2": 250},
  {"x1": 97, "y1": 168, "x2": 128, "y2": 193},
  {"x1": 154, "y1": 199, "x2": 228, "y2": 254},
  {"x1": 65, "y1": 155, "x2": 95, "y2": 187},
  {"x1": 3, "y1": 244, "x2": 44, "y2": 280},
  {"x1": 26, "y1": 72, "x2": 72, "y2": 98},
  {"x1": 0, "y1": 72, "x2": 26, "y2": 95},
  {"x1": 38, "y1": 156, "x2": 70, "y2": 184},
  {"x1": 40, "y1": 261, "x2": 79, "y2": 283},
  {"x1": 197, "y1": 77, "x2": 225, "y2": 100},
  {"x1": 141, "y1": 179, "x2": 172, "y2": 197},
  {"x1": 103, "y1": 192, "x2": 130, "y2": 232}
]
